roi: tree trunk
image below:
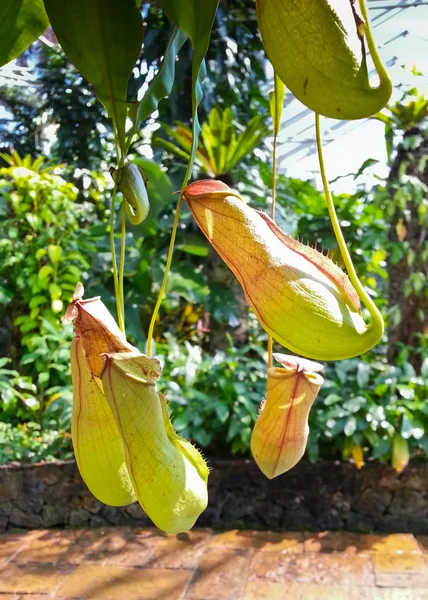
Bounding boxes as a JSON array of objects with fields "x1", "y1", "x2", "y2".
[{"x1": 386, "y1": 128, "x2": 428, "y2": 369}]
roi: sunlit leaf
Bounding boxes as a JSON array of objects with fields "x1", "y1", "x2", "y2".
[
  {"x1": 269, "y1": 73, "x2": 285, "y2": 136},
  {"x1": 256, "y1": 0, "x2": 392, "y2": 119},
  {"x1": 44, "y1": 0, "x2": 144, "y2": 150},
  {"x1": 157, "y1": 0, "x2": 219, "y2": 171},
  {"x1": 0, "y1": 0, "x2": 49, "y2": 68},
  {"x1": 135, "y1": 26, "x2": 188, "y2": 129}
]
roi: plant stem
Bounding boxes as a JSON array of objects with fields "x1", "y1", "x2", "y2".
[
  {"x1": 267, "y1": 77, "x2": 281, "y2": 369},
  {"x1": 118, "y1": 196, "x2": 127, "y2": 334},
  {"x1": 112, "y1": 120, "x2": 126, "y2": 334},
  {"x1": 146, "y1": 192, "x2": 184, "y2": 356},
  {"x1": 146, "y1": 54, "x2": 204, "y2": 356},
  {"x1": 146, "y1": 135, "x2": 197, "y2": 355},
  {"x1": 109, "y1": 181, "x2": 122, "y2": 327},
  {"x1": 315, "y1": 113, "x2": 384, "y2": 335},
  {"x1": 357, "y1": 0, "x2": 392, "y2": 96}
]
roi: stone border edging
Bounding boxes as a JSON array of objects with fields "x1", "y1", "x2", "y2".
[{"x1": 1, "y1": 459, "x2": 427, "y2": 533}]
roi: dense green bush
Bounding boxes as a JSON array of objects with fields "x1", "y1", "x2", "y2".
[
  {"x1": 158, "y1": 324, "x2": 267, "y2": 455},
  {"x1": 0, "y1": 153, "x2": 101, "y2": 460},
  {"x1": 1, "y1": 146, "x2": 426, "y2": 469},
  {"x1": 309, "y1": 353, "x2": 428, "y2": 469},
  {"x1": 0, "y1": 357, "x2": 72, "y2": 462}
]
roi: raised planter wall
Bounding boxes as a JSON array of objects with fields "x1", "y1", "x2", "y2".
[{"x1": 1, "y1": 459, "x2": 428, "y2": 534}]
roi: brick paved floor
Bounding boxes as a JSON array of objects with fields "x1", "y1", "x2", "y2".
[{"x1": 1, "y1": 528, "x2": 428, "y2": 599}]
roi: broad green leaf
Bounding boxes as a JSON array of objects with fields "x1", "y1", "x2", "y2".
[
  {"x1": 167, "y1": 269, "x2": 209, "y2": 303},
  {"x1": 44, "y1": 0, "x2": 143, "y2": 150},
  {"x1": 215, "y1": 403, "x2": 230, "y2": 423},
  {"x1": 35, "y1": 248, "x2": 46, "y2": 261},
  {"x1": 154, "y1": 126, "x2": 213, "y2": 175},
  {"x1": 177, "y1": 234, "x2": 209, "y2": 257},
  {"x1": 256, "y1": 0, "x2": 392, "y2": 119},
  {"x1": 160, "y1": 122, "x2": 193, "y2": 154},
  {"x1": 47, "y1": 244, "x2": 62, "y2": 264},
  {"x1": 157, "y1": 0, "x2": 218, "y2": 64},
  {"x1": 227, "y1": 115, "x2": 268, "y2": 170},
  {"x1": 218, "y1": 108, "x2": 234, "y2": 174},
  {"x1": 38, "y1": 265, "x2": 53, "y2": 280},
  {"x1": 201, "y1": 108, "x2": 221, "y2": 173},
  {"x1": 344, "y1": 416, "x2": 357, "y2": 436},
  {"x1": 157, "y1": 0, "x2": 219, "y2": 171},
  {"x1": 135, "y1": 26, "x2": 188, "y2": 129},
  {"x1": 269, "y1": 73, "x2": 285, "y2": 136},
  {"x1": 29, "y1": 294, "x2": 47, "y2": 309},
  {"x1": 49, "y1": 283, "x2": 62, "y2": 300},
  {"x1": 0, "y1": 0, "x2": 49, "y2": 68},
  {"x1": 153, "y1": 137, "x2": 192, "y2": 163}
]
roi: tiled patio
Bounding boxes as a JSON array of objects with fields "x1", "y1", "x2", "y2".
[{"x1": 1, "y1": 528, "x2": 428, "y2": 599}]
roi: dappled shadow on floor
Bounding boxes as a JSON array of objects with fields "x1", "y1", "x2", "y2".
[{"x1": 0, "y1": 527, "x2": 427, "y2": 599}]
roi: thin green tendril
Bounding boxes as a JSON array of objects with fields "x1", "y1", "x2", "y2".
[{"x1": 315, "y1": 113, "x2": 384, "y2": 339}]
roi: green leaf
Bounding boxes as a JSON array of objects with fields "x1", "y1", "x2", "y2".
[
  {"x1": 38, "y1": 371, "x2": 50, "y2": 386},
  {"x1": 401, "y1": 414, "x2": 425, "y2": 440},
  {"x1": 35, "y1": 248, "x2": 46, "y2": 261},
  {"x1": 167, "y1": 269, "x2": 209, "y2": 303},
  {"x1": 47, "y1": 244, "x2": 62, "y2": 265},
  {"x1": 153, "y1": 137, "x2": 191, "y2": 163},
  {"x1": 257, "y1": 0, "x2": 392, "y2": 119},
  {"x1": 421, "y1": 358, "x2": 428, "y2": 379},
  {"x1": 344, "y1": 416, "x2": 357, "y2": 436},
  {"x1": 177, "y1": 235, "x2": 209, "y2": 257},
  {"x1": 38, "y1": 265, "x2": 53, "y2": 280},
  {"x1": 217, "y1": 108, "x2": 234, "y2": 174},
  {"x1": 0, "y1": 0, "x2": 49, "y2": 68},
  {"x1": 135, "y1": 26, "x2": 188, "y2": 129},
  {"x1": 157, "y1": 0, "x2": 219, "y2": 174},
  {"x1": 157, "y1": 0, "x2": 218, "y2": 64},
  {"x1": 227, "y1": 115, "x2": 267, "y2": 169},
  {"x1": 26, "y1": 214, "x2": 42, "y2": 230},
  {"x1": 371, "y1": 437, "x2": 391, "y2": 460},
  {"x1": 354, "y1": 158, "x2": 380, "y2": 180},
  {"x1": 193, "y1": 428, "x2": 212, "y2": 448},
  {"x1": 44, "y1": 0, "x2": 143, "y2": 150},
  {"x1": 20, "y1": 319, "x2": 38, "y2": 333},
  {"x1": 323, "y1": 393, "x2": 341, "y2": 406},
  {"x1": 49, "y1": 283, "x2": 62, "y2": 300},
  {"x1": 343, "y1": 395, "x2": 366, "y2": 413},
  {"x1": 269, "y1": 73, "x2": 285, "y2": 136},
  {"x1": 0, "y1": 286, "x2": 13, "y2": 305},
  {"x1": 29, "y1": 294, "x2": 48, "y2": 309},
  {"x1": 215, "y1": 404, "x2": 230, "y2": 423},
  {"x1": 356, "y1": 362, "x2": 370, "y2": 389}
]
